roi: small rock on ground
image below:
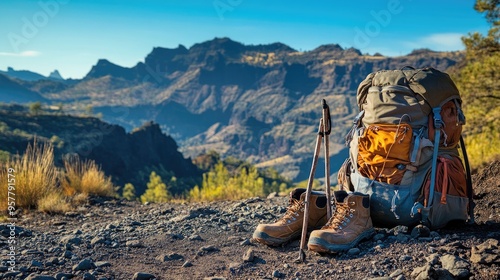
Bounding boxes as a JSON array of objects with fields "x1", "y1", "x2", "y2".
[{"x1": 132, "y1": 272, "x2": 156, "y2": 280}]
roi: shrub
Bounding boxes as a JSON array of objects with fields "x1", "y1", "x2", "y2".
[
  {"x1": 29, "y1": 102, "x2": 42, "y2": 115},
  {"x1": 122, "y1": 183, "x2": 137, "y2": 201},
  {"x1": 0, "y1": 141, "x2": 58, "y2": 211},
  {"x1": 189, "y1": 162, "x2": 265, "y2": 202},
  {"x1": 62, "y1": 156, "x2": 115, "y2": 197},
  {"x1": 140, "y1": 171, "x2": 170, "y2": 203},
  {"x1": 38, "y1": 192, "x2": 72, "y2": 214},
  {"x1": 0, "y1": 150, "x2": 9, "y2": 163},
  {"x1": 0, "y1": 141, "x2": 116, "y2": 214}
]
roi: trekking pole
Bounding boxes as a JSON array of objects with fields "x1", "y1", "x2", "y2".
[
  {"x1": 322, "y1": 99, "x2": 332, "y2": 220},
  {"x1": 297, "y1": 118, "x2": 324, "y2": 263}
]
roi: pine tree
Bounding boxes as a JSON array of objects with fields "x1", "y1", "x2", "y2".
[
  {"x1": 29, "y1": 102, "x2": 42, "y2": 115},
  {"x1": 140, "y1": 171, "x2": 170, "y2": 203},
  {"x1": 457, "y1": 0, "x2": 500, "y2": 166},
  {"x1": 122, "y1": 183, "x2": 136, "y2": 201}
]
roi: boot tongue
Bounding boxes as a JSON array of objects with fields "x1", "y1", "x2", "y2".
[
  {"x1": 290, "y1": 188, "x2": 306, "y2": 200},
  {"x1": 334, "y1": 190, "x2": 349, "y2": 203}
]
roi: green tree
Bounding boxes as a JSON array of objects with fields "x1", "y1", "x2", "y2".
[
  {"x1": 50, "y1": 135, "x2": 64, "y2": 149},
  {"x1": 29, "y1": 102, "x2": 42, "y2": 115},
  {"x1": 140, "y1": 171, "x2": 170, "y2": 203},
  {"x1": 122, "y1": 183, "x2": 136, "y2": 201},
  {"x1": 457, "y1": 0, "x2": 500, "y2": 166},
  {"x1": 55, "y1": 102, "x2": 64, "y2": 114},
  {"x1": 475, "y1": 0, "x2": 499, "y2": 25},
  {"x1": 461, "y1": 0, "x2": 499, "y2": 59},
  {"x1": 0, "y1": 150, "x2": 10, "y2": 163},
  {"x1": 85, "y1": 105, "x2": 93, "y2": 116}
]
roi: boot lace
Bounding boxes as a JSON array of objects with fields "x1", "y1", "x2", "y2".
[
  {"x1": 278, "y1": 198, "x2": 304, "y2": 225},
  {"x1": 322, "y1": 202, "x2": 355, "y2": 230}
]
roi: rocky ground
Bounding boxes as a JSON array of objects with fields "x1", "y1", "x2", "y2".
[{"x1": 1, "y1": 161, "x2": 500, "y2": 280}]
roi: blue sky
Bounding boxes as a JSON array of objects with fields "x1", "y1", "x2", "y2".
[{"x1": 0, "y1": 0, "x2": 491, "y2": 79}]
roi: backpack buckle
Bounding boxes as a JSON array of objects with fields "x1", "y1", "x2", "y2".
[{"x1": 432, "y1": 107, "x2": 443, "y2": 129}]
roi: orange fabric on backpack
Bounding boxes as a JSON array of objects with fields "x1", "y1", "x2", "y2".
[
  {"x1": 357, "y1": 123, "x2": 412, "y2": 185},
  {"x1": 423, "y1": 156, "x2": 468, "y2": 206},
  {"x1": 429, "y1": 100, "x2": 463, "y2": 148}
]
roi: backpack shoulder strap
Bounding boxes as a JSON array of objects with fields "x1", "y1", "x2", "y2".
[
  {"x1": 417, "y1": 106, "x2": 444, "y2": 225},
  {"x1": 428, "y1": 107, "x2": 444, "y2": 208},
  {"x1": 459, "y1": 136, "x2": 475, "y2": 224}
]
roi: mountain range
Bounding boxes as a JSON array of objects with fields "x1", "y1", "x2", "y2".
[{"x1": 0, "y1": 37, "x2": 464, "y2": 181}]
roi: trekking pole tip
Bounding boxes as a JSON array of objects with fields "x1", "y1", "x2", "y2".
[{"x1": 295, "y1": 249, "x2": 306, "y2": 263}]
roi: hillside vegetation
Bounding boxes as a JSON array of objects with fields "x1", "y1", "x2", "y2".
[{"x1": 455, "y1": 0, "x2": 500, "y2": 168}]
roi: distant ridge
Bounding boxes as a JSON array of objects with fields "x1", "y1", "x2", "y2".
[
  {"x1": 49, "y1": 70, "x2": 64, "y2": 80},
  {"x1": 0, "y1": 67, "x2": 66, "y2": 82},
  {"x1": 0, "y1": 73, "x2": 46, "y2": 103}
]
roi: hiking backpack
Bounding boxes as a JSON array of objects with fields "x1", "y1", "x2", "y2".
[{"x1": 338, "y1": 67, "x2": 475, "y2": 229}]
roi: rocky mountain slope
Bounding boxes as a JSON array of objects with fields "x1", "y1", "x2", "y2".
[
  {"x1": 1, "y1": 38, "x2": 465, "y2": 181},
  {"x1": 0, "y1": 75, "x2": 46, "y2": 104},
  {"x1": 3, "y1": 160, "x2": 499, "y2": 280},
  {"x1": 0, "y1": 104, "x2": 200, "y2": 194}
]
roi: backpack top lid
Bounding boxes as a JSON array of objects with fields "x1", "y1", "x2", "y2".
[
  {"x1": 357, "y1": 67, "x2": 462, "y2": 110},
  {"x1": 406, "y1": 67, "x2": 461, "y2": 108}
]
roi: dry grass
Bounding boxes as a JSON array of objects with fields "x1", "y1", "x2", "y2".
[
  {"x1": 0, "y1": 167, "x2": 7, "y2": 212},
  {"x1": 63, "y1": 156, "x2": 115, "y2": 197},
  {"x1": 0, "y1": 141, "x2": 116, "y2": 214},
  {"x1": 38, "y1": 192, "x2": 72, "y2": 214},
  {"x1": 0, "y1": 141, "x2": 58, "y2": 211},
  {"x1": 71, "y1": 192, "x2": 89, "y2": 205}
]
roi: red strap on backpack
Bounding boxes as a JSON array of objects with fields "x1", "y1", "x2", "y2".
[{"x1": 439, "y1": 157, "x2": 449, "y2": 204}]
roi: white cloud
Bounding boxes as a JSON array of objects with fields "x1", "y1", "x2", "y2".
[
  {"x1": 0, "y1": 50, "x2": 41, "y2": 57},
  {"x1": 421, "y1": 33, "x2": 464, "y2": 50},
  {"x1": 402, "y1": 33, "x2": 465, "y2": 52}
]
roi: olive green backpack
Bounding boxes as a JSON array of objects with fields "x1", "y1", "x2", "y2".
[{"x1": 338, "y1": 67, "x2": 475, "y2": 229}]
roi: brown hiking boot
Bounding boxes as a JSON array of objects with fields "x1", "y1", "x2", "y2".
[
  {"x1": 307, "y1": 192, "x2": 374, "y2": 253},
  {"x1": 252, "y1": 188, "x2": 328, "y2": 246}
]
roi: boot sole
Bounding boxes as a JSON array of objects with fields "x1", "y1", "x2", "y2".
[
  {"x1": 307, "y1": 228, "x2": 375, "y2": 253},
  {"x1": 252, "y1": 230, "x2": 301, "y2": 247}
]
